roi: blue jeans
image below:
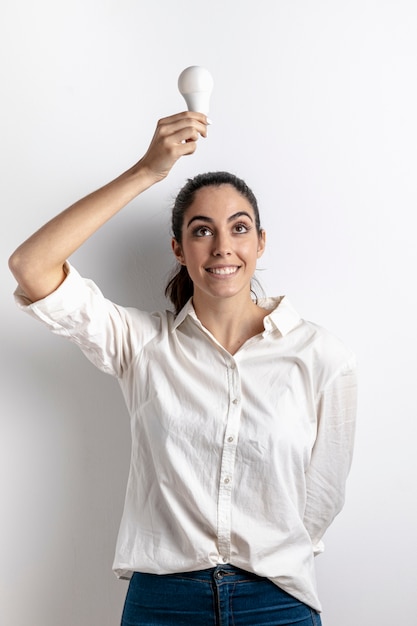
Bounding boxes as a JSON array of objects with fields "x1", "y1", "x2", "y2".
[{"x1": 121, "y1": 564, "x2": 322, "y2": 626}]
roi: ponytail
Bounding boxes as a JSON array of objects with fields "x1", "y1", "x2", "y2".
[{"x1": 165, "y1": 265, "x2": 194, "y2": 315}]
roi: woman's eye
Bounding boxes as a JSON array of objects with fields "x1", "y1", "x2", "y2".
[
  {"x1": 194, "y1": 226, "x2": 213, "y2": 237},
  {"x1": 233, "y1": 223, "x2": 249, "y2": 233}
]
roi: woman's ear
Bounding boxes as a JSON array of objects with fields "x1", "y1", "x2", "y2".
[
  {"x1": 257, "y1": 229, "x2": 266, "y2": 258},
  {"x1": 171, "y1": 238, "x2": 186, "y2": 265}
]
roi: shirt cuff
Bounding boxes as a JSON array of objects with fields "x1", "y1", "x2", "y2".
[{"x1": 13, "y1": 262, "x2": 89, "y2": 328}]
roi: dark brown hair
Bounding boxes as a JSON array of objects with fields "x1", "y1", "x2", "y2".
[{"x1": 165, "y1": 171, "x2": 263, "y2": 314}]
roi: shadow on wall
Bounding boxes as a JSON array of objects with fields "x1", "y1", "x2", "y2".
[
  {"x1": 1, "y1": 320, "x2": 131, "y2": 623},
  {"x1": 72, "y1": 197, "x2": 177, "y2": 312}
]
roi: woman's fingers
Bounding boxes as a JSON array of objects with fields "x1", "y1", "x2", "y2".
[
  {"x1": 156, "y1": 112, "x2": 208, "y2": 141},
  {"x1": 140, "y1": 112, "x2": 210, "y2": 180},
  {"x1": 157, "y1": 110, "x2": 208, "y2": 130}
]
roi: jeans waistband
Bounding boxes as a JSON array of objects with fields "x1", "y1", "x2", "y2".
[{"x1": 162, "y1": 564, "x2": 264, "y2": 584}]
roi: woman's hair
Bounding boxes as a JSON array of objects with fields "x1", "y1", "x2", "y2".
[{"x1": 165, "y1": 171, "x2": 263, "y2": 314}]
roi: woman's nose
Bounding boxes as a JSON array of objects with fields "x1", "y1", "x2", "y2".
[{"x1": 212, "y1": 232, "x2": 232, "y2": 256}]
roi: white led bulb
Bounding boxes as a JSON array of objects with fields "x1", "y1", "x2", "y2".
[{"x1": 178, "y1": 66, "x2": 214, "y2": 115}]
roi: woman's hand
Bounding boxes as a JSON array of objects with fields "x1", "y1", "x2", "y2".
[{"x1": 138, "y1": 111, "x2": 209, "y2": 183}]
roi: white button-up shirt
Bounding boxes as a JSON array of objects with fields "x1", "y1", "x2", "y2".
[{"x1": 15, "y1": 263, "x2": 357, "y2": 612}]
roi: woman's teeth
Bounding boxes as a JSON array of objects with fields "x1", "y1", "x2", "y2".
[{"x1": 207, "y1": 266, "x2": 238, "y2": 275}]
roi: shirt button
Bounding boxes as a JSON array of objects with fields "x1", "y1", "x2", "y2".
[
  {"x1": 232, "y1": 399, "x2": 238, "y2": 405},
  {"x1": 224, "y1": 477, "x2": 231, "y2": 484},
  {"x1": 227, "y1": 436, "x2": 234, "y2": 443}
]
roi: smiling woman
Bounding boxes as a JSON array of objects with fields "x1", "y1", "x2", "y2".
[
  {"x1": 9, "y1": 112, "x2": 356, "y2": 626},
  {"x1": 167, "y1": 173, "x2": 267, "y2": 351},
  {"x1": 166, "y1": 171, "x2": 265, "y2": 314}
]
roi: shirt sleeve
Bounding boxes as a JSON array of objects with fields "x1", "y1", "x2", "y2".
[
  {"x1": 303, "y1": 354, "x2": 357, "y2": 555},
  {"x1": 13, "y1": 262, "x2": 162, "y2": 378}
]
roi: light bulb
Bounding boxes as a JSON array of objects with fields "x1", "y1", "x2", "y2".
[{"x1": 178, "y1": 66, "x2": 214, "y2": 115}]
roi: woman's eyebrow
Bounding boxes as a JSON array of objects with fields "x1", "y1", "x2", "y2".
[
  {"x1": 186, "y1": 211, "x2": 253, "y2": 228},
  {"x1": 186, "y1": 215, "x2": 213, "y2": 227}
]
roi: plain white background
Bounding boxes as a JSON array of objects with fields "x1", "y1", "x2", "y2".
[{"x1": 1, "y1": 1, "x2": 416, "y2": 624}]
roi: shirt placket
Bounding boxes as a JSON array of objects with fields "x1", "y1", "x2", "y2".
[{"x1": 217, "y1": 357, "x2": 241, "y2": 562}]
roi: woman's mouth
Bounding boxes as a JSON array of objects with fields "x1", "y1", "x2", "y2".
[{"x1": 206, "y1": 266, "x2": 240, "y2": 276}]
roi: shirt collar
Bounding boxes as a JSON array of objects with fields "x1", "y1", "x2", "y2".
[
  {"x1": 172, "y1": 299, "x2": 196, "y2": 330},
  {"x1": 257, "y1": 296, "x2": 302, "y2": 336},
  {"x1": 172, "y1": 296, "x2": 302, "y2": 337}
]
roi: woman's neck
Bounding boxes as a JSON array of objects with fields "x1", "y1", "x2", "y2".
[{"x1": 192, "y1": 292, "x2": 268, "y2": 355}]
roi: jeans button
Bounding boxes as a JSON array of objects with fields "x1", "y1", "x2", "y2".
[{"x1": 215, "y1": 570, "x2": 224, "y2": 580}]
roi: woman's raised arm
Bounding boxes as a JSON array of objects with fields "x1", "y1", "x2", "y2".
[{"x1": 9, "y1": 112, "x2": 208, "y2": 302}]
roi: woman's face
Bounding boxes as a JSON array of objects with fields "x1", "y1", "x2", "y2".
[{"x1": 172, "y1": 184, "x2": 265, "y2": 304}]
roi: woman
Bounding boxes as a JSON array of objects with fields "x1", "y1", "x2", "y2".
[{"x1": 9, "y1": 111, "x2": 356, "y2": 626}]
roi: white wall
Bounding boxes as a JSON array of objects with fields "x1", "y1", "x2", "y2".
[{"x1": 1, "y1": 1, "x2": 416, "y2": 624}]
